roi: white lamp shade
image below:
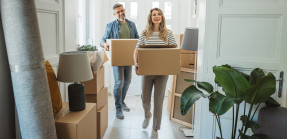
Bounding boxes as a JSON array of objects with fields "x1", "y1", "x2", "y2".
[
  {"x1": 57, "y1": 51, "x2": 93, "y2": 82},
  {"x1": 181, "y1": 27, "x2": 199, "y2": 51}
]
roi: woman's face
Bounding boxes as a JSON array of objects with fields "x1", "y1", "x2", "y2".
[{"x1": 151, "y1": 10, "x2": 162, "y2": 24}]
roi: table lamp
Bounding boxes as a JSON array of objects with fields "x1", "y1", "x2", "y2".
[
  {"x1": 57, "y1": 51, "x2": 93, "y2": 111},
  {"x1": 181, "y1": 27, "x2": 198, "y2": 51},
  {"x1": 181, "y1": 27, "x2": 199, "y2": 70},
  {"x1": 180, "y1": 27, "x2": 198, "y2": 137}
]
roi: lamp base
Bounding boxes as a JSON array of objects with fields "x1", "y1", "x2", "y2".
[{"x1": 68, "y1": 83, "x2": 86, "y2": 111}]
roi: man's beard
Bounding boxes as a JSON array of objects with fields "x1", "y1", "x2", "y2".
[{"x1": 118, "y1": 14, "x2": 125, "y2": 21}]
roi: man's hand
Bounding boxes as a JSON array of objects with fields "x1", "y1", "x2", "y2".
[{"x1": 104, "y1": 43, "x2": 110, "y2": 51}]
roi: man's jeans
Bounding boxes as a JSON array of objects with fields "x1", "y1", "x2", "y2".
[{"x1": 113, "y1": 66, "x2": 132, "y2": 110}]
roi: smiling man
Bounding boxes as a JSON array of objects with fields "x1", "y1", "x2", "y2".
[{"x1": 100, "y1": 3, "x2": 139, "y2": 119}]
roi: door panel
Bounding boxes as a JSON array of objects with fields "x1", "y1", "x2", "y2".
[
  {"x1": 196, "y1": 0, "x2": 287, "y2": 138},
  {"x1": 35, "y1": 0, "x2": 77, "y2": 101}
]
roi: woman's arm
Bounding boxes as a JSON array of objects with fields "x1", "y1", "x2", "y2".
[
  {"x1": 134, "y1": 35, "x2": 145, "y2": 75},
  {"x1": 133, "y1": 48, "x2": 139, "y2": 74}
]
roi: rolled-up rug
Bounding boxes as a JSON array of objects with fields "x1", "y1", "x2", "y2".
[{"x1": 1, "y1": 0, "x2": 57, "y2": 138}]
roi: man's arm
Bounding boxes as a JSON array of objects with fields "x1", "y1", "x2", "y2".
[{"x1": 100, "y1": 24, "x2": 111, "y2": 51}]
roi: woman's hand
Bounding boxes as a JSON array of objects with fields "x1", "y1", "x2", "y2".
[{"x1": 135, "y1": 63, "x2": 139, "y2": 75}]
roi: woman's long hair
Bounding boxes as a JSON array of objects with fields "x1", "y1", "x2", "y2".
[{"x1": 142, "y1": 8, "x2": 168, "y2": 42}]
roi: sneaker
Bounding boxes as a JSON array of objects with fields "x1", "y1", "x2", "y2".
[
  {"x1": 122, "y1": 102, "x2": 130, "y2": 112},
  {"x1": 116, "y1": 109, "x2": 124, "y2": 119},
  {"x1": 142, "y1": 112, "x2": 152, "y2": 129},
  {"x1": 150, "y1": 129, "x2": 158, "y2": 139}
]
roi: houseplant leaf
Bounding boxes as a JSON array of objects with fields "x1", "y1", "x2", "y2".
[
  {"x1": 180, "y1": 85, "x2": 208, "y2": 115},
  {"x1": 244, "y1": 73, "x2": 276, "y2": 104},
  {"x1": 213, "y1": 66, "x2": 250, "y2": 99},
  {"x1": 222, "y1": 64, "x2": 250, "y2": 81},
  {"x1": 249, "y1": 68, "x2": 265, "y2": 85},
  {"x1": 184, "y1": 79, "x2": 213, "y2": 93},
  {"x1": 209, "y1": 92, "x2": 240, "y2": 115}
]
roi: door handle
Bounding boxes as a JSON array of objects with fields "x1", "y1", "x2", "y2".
[{"x1": 277, "y1": 71, "x2": 284, "y2": 98}]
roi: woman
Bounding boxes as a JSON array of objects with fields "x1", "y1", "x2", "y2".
[{"x1": 134, "y1": 8, "x2": 177, "y2": 138}]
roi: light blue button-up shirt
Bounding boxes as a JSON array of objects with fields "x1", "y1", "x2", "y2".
[{"x1": 100, "y1": 19, "x2": 139, "y2": 46}]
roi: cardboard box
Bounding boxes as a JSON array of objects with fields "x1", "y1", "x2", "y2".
[
  {"x1": 85, "y1": 87, "x2": 108, "y2": 110},
  {"x1": 97, "y1": 105, "x2": 108, "y2": 139},
  {"x1": 138, "y1": 48, "x2": 180, "y2": 75},
  {"x1": 180, "y1": 53, "x2": 196, "y2": 69},
  {"x1": 174, "y1": 34, "x2": 192, "y2": 54},
  {"x1": 55, "y1": 103, "x2": 97, "y2": 139},
  {"x1": 107, "y1": 39, "x2": 138, "y2": 66},
  {"x1": 82, "y1": 66, "x2": 104, "y2": 94},
  {"x1": 87, "y1": 50, "x2": 109, "y2": 73}
]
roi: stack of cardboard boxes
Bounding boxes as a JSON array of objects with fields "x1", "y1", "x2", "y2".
[
  {"x1": 167, "y1": 34, "x2": 197, "y2": 128},
  {"x1": 82, "y1": 66, "x2": 108, "y2": 139},
  {"x1": 55, "y1": 52, "x2": 109, "y2": 139}
]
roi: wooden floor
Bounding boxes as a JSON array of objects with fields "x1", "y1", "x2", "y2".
[{"x1": 103, "y1": 95, "x2": 194, "y2": 139}]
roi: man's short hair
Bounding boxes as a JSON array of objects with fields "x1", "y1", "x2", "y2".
[{"x1": 113, "y1": 3, "x2": 123, "y2": 10}]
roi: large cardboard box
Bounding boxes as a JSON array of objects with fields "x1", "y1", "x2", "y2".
[
  {"x1": 97, "y1": 105, "x2": 108, "y2": 139},
  {"x1": 55, "y1": 103, "x2": 97, "y2": 139},
  {"x1": 138, "y1": 48, "x2": 180, "y2": 75},
  {"x1": 180, "y1": 53, "x2": 196, "y2": 69},
  {"x1": 85, "y1": 87, "x2": 108, "y2": 110},
  {"x1": 82, "y1": 66, "x2": 104, "y2": 94},
  {"x1": 107, "y1": 39, "x2": 138, "y2": 66}
]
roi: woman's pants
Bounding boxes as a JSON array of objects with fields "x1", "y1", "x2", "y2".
[{"x1": 141, "y1": 75, "x2": 168, "y2": 130}]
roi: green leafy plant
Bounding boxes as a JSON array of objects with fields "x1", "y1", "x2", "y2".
[
  {"x1": 180, "y1": 65, "x2": 279, "y2": 139},
  {"x1": 77, "y1": 44, "x2": 98, "y2": 51}
]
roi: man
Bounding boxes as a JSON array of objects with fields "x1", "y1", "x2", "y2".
[{"x1": 100, "y1": 3, "x2": 139, "y2": 119}]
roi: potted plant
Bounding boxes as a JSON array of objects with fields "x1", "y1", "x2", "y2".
[
  {"x1": 77, "y1": 44, "x2": 98, "y2": 51},
  {"x1": 180, "y1": 65, "x2": 279, "y2": 139}
]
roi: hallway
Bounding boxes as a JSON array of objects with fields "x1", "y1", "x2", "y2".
[{"x1": 103, "y1": 95, "x2": 193, "y2": 139}]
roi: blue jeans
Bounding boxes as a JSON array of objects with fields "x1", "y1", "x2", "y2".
[{"x1": 113, "y1": 66, "x2": 132, "y2": 110}]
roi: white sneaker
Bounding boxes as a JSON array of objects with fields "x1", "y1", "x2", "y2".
[
  {"x1": 150, "y1": 129, "x2": 158, "y2": 139},
  {"x1": 142, "y1": 112, "x2": 152, "y2": 129}
]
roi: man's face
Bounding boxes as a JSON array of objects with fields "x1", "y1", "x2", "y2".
[{"x1": 113, "y1": 6, "x2": 125, "y2": 21}]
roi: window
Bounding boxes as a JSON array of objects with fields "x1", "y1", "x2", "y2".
[
  {"x1": 77, "y1": 0, "x2": 86, "y2": 45},
  {"x1": 130, "y1": 2, "x2": 138, "y2": 19},
  {"x1": 152, "y1": 2, "x2": 159, "y2": 8},
  {"x1": 164, "y1": 2, "x2": 172, "y2": 19}
]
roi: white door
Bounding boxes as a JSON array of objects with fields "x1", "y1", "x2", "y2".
[
  {"x1": 195, "y1": 0, "x2": 287, "y2": 138},
  {"x1": 35, "y1": 0, "x2": 77, "y2": 101}
]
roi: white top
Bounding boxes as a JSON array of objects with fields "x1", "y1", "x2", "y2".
[{"x1": 137, "y1": 30, "x2": 177, "y2": 46}]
